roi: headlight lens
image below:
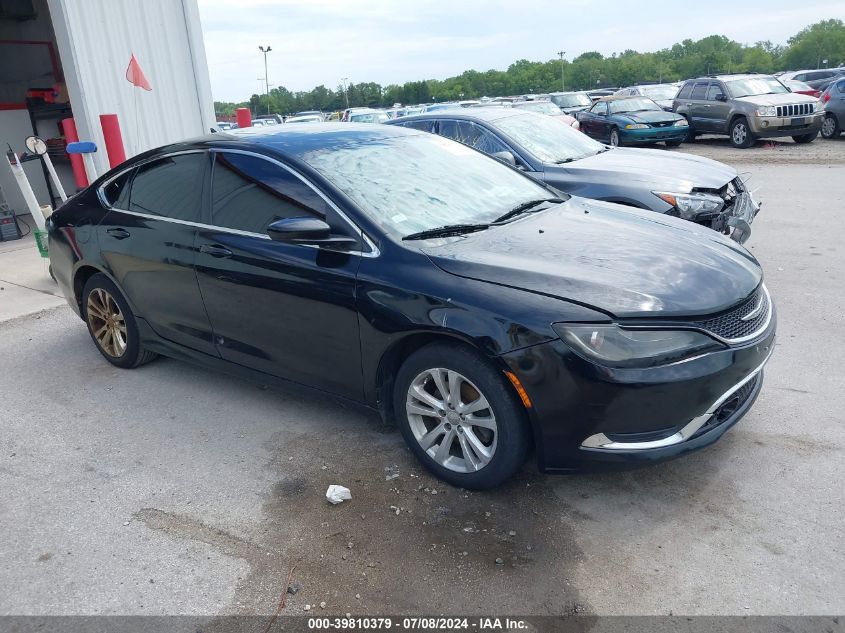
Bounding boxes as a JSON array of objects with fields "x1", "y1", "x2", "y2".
[
  {"x1": 652, "y1": 191, "x2": 724, "y2": 219},
  {"x1": 625, "y1": 123, "x2": 649, "y2": 129},
  {"x1": 815, "y1": 99, "x2": 824, "y2": 112},
  {"x1": 673, "y1": 118, "x2": 689, "y2": 127},
  {"x1": 552, "y1": 324, "x2": 724, "y2": 368},
  {"x1": 756, "y1": 106, "x2": 777, "y2": 117}
]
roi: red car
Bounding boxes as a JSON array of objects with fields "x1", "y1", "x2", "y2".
[{"x1": 783, "y1": 79, "x2": 821, "y2": 99}]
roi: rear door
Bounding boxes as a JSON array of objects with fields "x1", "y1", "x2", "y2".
[
  {"x1": 194, "y1": 150, "x2": 364, "y2": 399},
  {"x1": 98, "y1": 151, "x2": 217, "y2": 355}
]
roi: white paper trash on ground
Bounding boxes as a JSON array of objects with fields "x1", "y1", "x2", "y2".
[{"x1": 326, "y1": 485, "x2": 352, "y2": 504}]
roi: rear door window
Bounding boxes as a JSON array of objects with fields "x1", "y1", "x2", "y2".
[
  {"x1": 690, "y1": 83, "x2": 708, "y2": 100},
  {"x1": 128, "y1": 153, "x2": 206, "y2": 223},
  {"x1": 396, "y1": 119, "x2": 434, "y2": 132},
  {"x1": 102, "y1": 169, "x2": 134, "y2": 208},
  {"x1": 210, "y1": 152, "x2": 331, "y2": 235}
]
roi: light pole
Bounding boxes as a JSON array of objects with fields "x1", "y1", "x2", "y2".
[
  {"x1": 258, "y1": 45, "x2": 272, "y2": 114},
  {"x1": 557, "y1": 51, "x2": 566, "y2": 92},
  {"x1": 341, "y1": 77, "x2": 350, "y2": 108}
]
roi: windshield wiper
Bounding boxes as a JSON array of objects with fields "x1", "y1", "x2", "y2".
[
  {"x1": 402, "y1": 223, "x2": 490, "y2": 241},
  {"x1": 492, "y1": 198, "x2": 563, "y2": 224}
]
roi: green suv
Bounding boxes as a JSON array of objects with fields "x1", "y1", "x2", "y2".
[{"x1": 674, "y1": 74, "x2": 824, "y2": 148}]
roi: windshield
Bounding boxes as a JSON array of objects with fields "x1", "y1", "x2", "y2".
[
  {"x1": 642, "y1": 85, "x2": 678, "y2": 100},
  {"x1": 514, "y1": 101, "x2": 563, "y2": 115},
  {"x1": 301, "y1": 133, "x2": 552, "y2": 239},
  {"x1": 492, "y1": 111, "x2": 604, "y2": 163},
  {"x1": 609, "y1": 98, "x2": 661, "y2": 114},
  {"x1": 726, "y1": 77, "x2": 789, "y2": 98},
  {"x1": 550, "y1": 93, "x2": 592, "y2": 108}
]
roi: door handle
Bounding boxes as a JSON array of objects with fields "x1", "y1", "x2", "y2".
[
  {"x1": 107, "y1": 228, "x2": 130, "y2": 239},
  {"x1": 199, "y1": 244, "x2": 233, "y2": 258}
]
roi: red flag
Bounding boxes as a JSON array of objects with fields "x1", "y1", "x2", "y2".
[{"x1": 125, "y1": 54, "x2": 152, "y2": 91}]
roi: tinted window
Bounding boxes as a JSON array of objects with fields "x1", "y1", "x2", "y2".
[
  {"x1": 102, "y1": 169, "x2": 133, "y2": 207},
  {"x1": 128, "y1": 153, "x2": 206, "y2": 222},
  {"x1": 397, "y1": 119, "x2": 434, "y2": 132},
  {"x1": 677, "y1": 83, "x2": 693, "y2": 99},
  {"x1": 437, "y1": 120, "x2": 509, "y2": 155},
  {"x1": 690, "y1": 83, "x2": 708, "y2": 100},
  {"x1": 837, "y1": 79, "x2": 845, "y2": 93},
  {"x1": 211, "y1": 152, "x2": 330, "y2": 234},
  {"x1": 706, "y1": 83, "x2": 725, "y2": 101}
]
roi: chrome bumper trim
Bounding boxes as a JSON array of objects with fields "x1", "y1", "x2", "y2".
[{"x1": 580, "y1": 344, "x2": 774, "y2": 451}]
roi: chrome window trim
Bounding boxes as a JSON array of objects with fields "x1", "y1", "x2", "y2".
[
  {"x1": 97, "y1": 148, "x2": 379, "y2": 258},
  {"x1": 581, "y1": 342, "x2": 774, "y2": 451}
]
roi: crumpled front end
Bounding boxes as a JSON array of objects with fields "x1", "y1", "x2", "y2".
[{"x1": 696, "y1": 176, "x2": 761, "y2": 244}]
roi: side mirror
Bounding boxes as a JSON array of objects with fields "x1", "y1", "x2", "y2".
[
  {"x1": 267, "y1": 217, "x2": 358, "y2": 250},
  {"x1": 715, "y1": 93, "x2": 727, "y2": 102},
  {"x1": 491, "y1": 150, "x2": 516, "y2": 166}
]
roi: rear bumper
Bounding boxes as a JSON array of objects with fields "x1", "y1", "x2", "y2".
[
  {"x1": 749, "y1": 112, "x2": 823, "y2": 137},
  {"x1": 500, "y1": 316, "x2": 776, "y2": 473}
]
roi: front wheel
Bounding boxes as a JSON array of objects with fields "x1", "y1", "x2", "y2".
[
  {"x1": 729, "y1": 117, "x2": 755, "y2": 148},
  {"x1": 821, "y1": 113, "x2": 840, "y2": 139},
  {"x1": 608, "y1": 128, "x2": 621, "y2": 147},
  {"x1": 792, "y1": 131, "x2": 818, "y2": 144},
  {"x1": 82, "y1": 273, "x2": 158, "y2": 369},
  {"x1": 665, "y1": 139, "x2": 684, "y2": 147},
  {"x1": 393, "y1": 343, "x2": 530, "y2": 489}
]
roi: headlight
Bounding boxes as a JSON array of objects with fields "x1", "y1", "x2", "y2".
[
  {"x1": 652, "y1": 191, "x2": 724, "y2": 219},
  {"x1": 756, "y1": 106, "x2": 777, "y2": 117},
  {"x1": 625, "y1": 123, "x2": 649, "y2": 129},
  {"x1": 815, "y1": 100, "x2": 824, "y2": 112},
  {"x1": 673, "y1": 118, "x2": 689, "y2": 127},
  {"x1": 552, "y1": 324, "x2": 724, "y2": 368}
]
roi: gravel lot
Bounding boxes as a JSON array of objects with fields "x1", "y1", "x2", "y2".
[{"x1": 1, "y1": 148, "x2": 843, "y2": 618}]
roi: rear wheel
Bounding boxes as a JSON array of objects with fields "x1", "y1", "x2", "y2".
[
  {"x1": 729, "y1": 117, "x2": 754, "y2": 148},
  {"x1": 820, "y1": 114, "x2": 839, "y2": 139},
  {"x1": 792, "y1": 131, "x2": 818, "y2": 144},
  {"x1": 393, "y1": 343, "x2": 530, "y2": 489},
  {"x1": 82, "y1": 273, "x2": 157, "y2": 369},
  {"x1": 608, "y1": 127, "x2": 621, "y2": 147}
]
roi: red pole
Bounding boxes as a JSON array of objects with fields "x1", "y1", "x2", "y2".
[
  {"x1": 61, "y1": 118, "x2": 88, "y2": 188},
  {"x1": 99, "y1": 114, "x2": 126, "y2": 168},
  {"x1": 236, "y1": 107, "x2": 252, "y2": 128}
]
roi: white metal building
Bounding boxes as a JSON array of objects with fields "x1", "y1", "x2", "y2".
[{"x1": 0, "y1": 0, "x2": 214, "y2": 216}]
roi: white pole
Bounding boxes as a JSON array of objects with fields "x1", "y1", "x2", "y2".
[
  {"x1": 42, "y1": 153, "x2": 67, "y2": 203},
  {"x1": 81, "y1": 153, "x2": 98, "y2": 184},
  {"x1": 6, "y1": 154, "x2": 45, "y2": 231}
]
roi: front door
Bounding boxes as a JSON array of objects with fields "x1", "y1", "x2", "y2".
[
  {"x1": 98, "y1": 151, "x2": 217, "y2": 356},
  {"x1": 194, "y1": 150, "x2": 364, "y2": 399}
]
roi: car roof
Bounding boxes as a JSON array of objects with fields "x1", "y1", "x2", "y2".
[
  {"x1": 596, "y1": 94, "x2": 652, "y2": 102},
  {"x1": 392, "y1": 107, "x2": 529, "y2": 124}
]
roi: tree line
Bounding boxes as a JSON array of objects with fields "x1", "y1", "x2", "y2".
[{"x1": 215, "y1": 19, "x2": 845, "y2": 117}]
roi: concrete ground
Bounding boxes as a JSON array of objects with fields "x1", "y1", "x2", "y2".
[{"x1": 0, "y1": 158, "x2": 843, "y2": 617}]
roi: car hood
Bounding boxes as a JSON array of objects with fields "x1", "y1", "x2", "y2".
[
  {"x1": 556, "y1": 147, "x2": 737, "y2": 191},
  {"x1": 618, "y1": 110, "x2": 682, "y2": 124},
  {"x1": 736, "y1": 93, "x2": 818, "y2": 106},
  {"x1": 422, "y1": 198, "x2": 761, "y2": 319}
]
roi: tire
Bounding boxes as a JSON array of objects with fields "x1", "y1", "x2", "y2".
[
  {"x1": 729, "y1": 117, "x2": 754, "y2": 148},
  {"x1": 821, "y1": 113, "x2": 840, "y2": 139},
  {"x1": 665, "y1": 139, "x2": 683, "y2": 147},
  {"x1": 608, "y1": 127, "x2": 621, "y2": 147},
  {"x1": 393, "y1": 343, "x2": 530, "y2": 490},
  {"x1": 81, "y1": 273, "x2": 157, "y2": 369},
  {"x1": 792, "y1": 131, "x2": 818, "y2": 144}
]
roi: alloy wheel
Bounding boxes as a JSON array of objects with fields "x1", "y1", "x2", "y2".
[
  {"x1": 406, "y1": 368, "x2": 497, "y2": 473},
  {"x1": 732, "y1": 122, "x2": 747, "y2": 145},
  {"x1": 609, "y1": 129, "x2": 620, "y2": 146},
  {"x1": 821, "y1": 116, "x2": 836, "y2": 138},
  {"x1": 86, "y1": 288, "x2": 128, "y2": 357}
]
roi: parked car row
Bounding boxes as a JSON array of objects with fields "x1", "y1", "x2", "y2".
[{"x1": 48, "y1": 120, "x2": 776, "y2": 489}]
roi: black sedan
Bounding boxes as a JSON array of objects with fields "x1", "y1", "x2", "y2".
[
  {"x1": 48, "y1": 125, "x2": 775, "y2": 489},
  {"x1": 388, "y1": 109, "x2": 759, "y2": 243}
]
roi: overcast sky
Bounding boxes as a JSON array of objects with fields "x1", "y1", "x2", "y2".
[{"x1": 197, "y1": 0, "x2": 843, "y2": 102}]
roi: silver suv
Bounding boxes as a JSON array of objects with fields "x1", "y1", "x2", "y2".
[{"x1": 674, "y1": 74, "x2": 824, "y2": 148}]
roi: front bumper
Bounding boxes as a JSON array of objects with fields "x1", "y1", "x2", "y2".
[
  {"x1": 620, "y1": 126, "x2": 688, "y2": 143},
  {"x1": 749, "y1": 112, "x2": 824, "y2": 137},
  {"x1": 500, "y1": 316, "x2": 776, "y2": 473}
]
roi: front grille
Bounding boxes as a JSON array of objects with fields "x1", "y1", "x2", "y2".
[
  {"x1": 775, "y1": 103, "x2": 814, "y2": 117},
  {"x1": 693, "y1": 375, "x2": 760, "y2": 438},
  {"x1": 652, "y1": 121, "x2": 673, "y2": 128},
  {"x1": 692, "y1": 286, "x2": 770, "y2": 342}
]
